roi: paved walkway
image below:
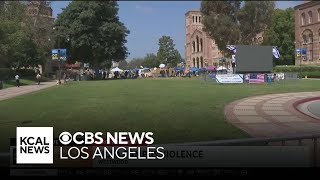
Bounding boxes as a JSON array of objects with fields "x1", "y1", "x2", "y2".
[
  {"x1": 0, "y1": 81, "x2": 57, "y2": 101},
  {"x1": 225, "y1": 91, "x2": 320, "y2": 137}
]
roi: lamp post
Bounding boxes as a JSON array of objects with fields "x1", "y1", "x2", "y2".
[
  {"x1": 300, "y1": 41, "x2": 302, "y2": 79},
  {"x1": 53, "y1": 26, "x2": 61, "y2": 84}
]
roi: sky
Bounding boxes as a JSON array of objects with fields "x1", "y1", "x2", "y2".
[{"x1": 51, "y1": 1, "x2": 306, "y2": 61}]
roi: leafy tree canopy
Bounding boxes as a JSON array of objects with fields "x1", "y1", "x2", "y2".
[{"x1": 54, "y1": 1, "x2": 130, "y2": 68}]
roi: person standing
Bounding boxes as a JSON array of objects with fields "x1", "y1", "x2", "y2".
[
  {"x1": 36, "y1": 73, "x2": 41, "y2": 85},
  {"x1": 15, "y1": 74, "x2": 20, "y2": 87}
]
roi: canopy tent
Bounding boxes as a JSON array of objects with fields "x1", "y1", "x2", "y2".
[
  {"x1": 189, "y1": 67, "x2": 199, "y2": 72},
  {"x1": 199, "y1": 67, "x2": 207, "y2": 71},
  {"x1": 111, "y1": 67, "x2": 123, "y2": 72},
  {"x1": 217, "y1": 66, "x2": 227, "y2": 71},
  {"x1": 174, "y1": 67, "x2": 185, "y2": 71},
  {"x1": 159, "y1": 64, "x2": 166, "y2": 68},
  {"x1": 207, "y1": 66, "x2": 216, "y2": 71}
]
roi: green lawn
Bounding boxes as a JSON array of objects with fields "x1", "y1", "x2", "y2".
[
  {"x1": 0, "y1": 78, "x2": 320, "y2": 151},
  {"x1": 2, "y1": 78, "x2": 36, "y2": 88}
]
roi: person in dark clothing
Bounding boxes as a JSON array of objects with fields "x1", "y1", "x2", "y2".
[{"x1": 102, "y1": 71, "x2": 106, "y2": 80}]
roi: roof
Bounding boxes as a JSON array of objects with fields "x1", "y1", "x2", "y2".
[
  {"x1": 185, "y1": 9, "x2": 201, "y2": 16},
  {"x1": 294, "y1": 1, "x2": 320, "y2": 10}
]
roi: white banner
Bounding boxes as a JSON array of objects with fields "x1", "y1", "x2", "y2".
[{"x1": 215, "y1": 74, "x2": 243, "y2": 83}]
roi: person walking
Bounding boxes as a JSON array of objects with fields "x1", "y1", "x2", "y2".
[
  {"x1": 36, "y1": 73, "x2": 41, "y2": 85},
  {"x1": 15, "y1": 74, "x2": 20, "y2": 87}
]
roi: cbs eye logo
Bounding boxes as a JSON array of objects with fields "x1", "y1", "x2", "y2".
[{"x1": 59, "y1": 132, "x2": 72, "y2": 145}]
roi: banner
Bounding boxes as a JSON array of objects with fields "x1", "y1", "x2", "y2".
[
  {"x1": 52, "y1": 49, "x2": 67, "y2": 61},
  {"x1": 249, "y1": 73, "x2": 265, "y2": 84},
  {"x1": 215, "y1": 74, "x2": 243, "y2": 84},
  {"x1": 296, "y1": 49, "x2": 301, "y2": 57}
]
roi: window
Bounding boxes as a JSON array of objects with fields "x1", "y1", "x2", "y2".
[
  {"x1": 196, "y1": 16, "x2": 198, "y2": 23},
  {"x1": 308, "y1": 11, "x2": 312, "y2": 24},
  {"x1": 302, "y1": 29, "x2": 313, "y2": 44},
  {"x1": 196, "y1": 36, "x2": 199, "y2": 52},
  {"x1": 192, "y1": 41, "x2": 195, "y2": 53},
  {"x1": 310, "y1": 50, "x2": 313, "y2": 61},
  {"x1": 196, "y1": 57, "x2": 199, "y2": 68},
  {"x1": 200, "y1": 38, "x2": 203, "y2": 52},
  {"x1": 303, "y1": 35, "x2": 308, "y2": 43},
  {"x1": 192, "y1": 16, "x2": 194, "y2": 23},
  {"x1": 318, "y1": 9, "x2": 320, "y2": 21},
  {"x1": 199, "y1": 16, "x2": 201, "y2": 23},
  {"x1": 302, "y1": 13, "x2": 306, "y2": 25}
]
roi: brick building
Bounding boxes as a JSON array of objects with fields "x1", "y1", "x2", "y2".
[
  {"x1": 185, "y1": 10, "x2": 223, "y2": 68},
  {"x1": 26, "y1": 1, "x2": 55, "y2": 23},
  {"x1": 185, "y1": 10, "x2": 264, "y2": 68},
  {"x1": 294, "y1": 1, "x2": 320, "y2": 65}
]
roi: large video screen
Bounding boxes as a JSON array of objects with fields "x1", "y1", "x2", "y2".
[{"x1": 235, "y1": 45, "x2": 273, "y2": 73}]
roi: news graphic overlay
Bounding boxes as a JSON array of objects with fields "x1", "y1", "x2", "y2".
[
  {"x1": 16, "y1": 127, "x2": 53, "y2": 164},
  {"x1": 58, "y1": 132, "x2": 164, "y2": 161}
]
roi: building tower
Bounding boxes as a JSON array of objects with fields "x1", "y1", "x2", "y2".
[{"x1": 185, "y1": 10, "x2": 222, "y2": 68}]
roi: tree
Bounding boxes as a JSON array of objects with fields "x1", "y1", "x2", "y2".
[
  {"x1": 156, "y1": 36, "x2": 181, "y2": 67},
  {"x1": 53, "y1": 1, "x2": 130, "y2": 68},
  {"x1": 143, "y1": 53, "x2": 158, "y2": 68},
  {"x1": 201, "y1": 1, "x2": 275, "y2": 52},
  {"x1": 263, "y1": 8, "x2": 295, "y2": 65},
  {"x1": 118, "y1": 60, "x2": 128, "y2": 69},
  {"x1": 127, "y1": 58, "x2": 144, "y2": 69},
  {"x1": 0, "y1": 2, "x2": 43, "y2": 69}
]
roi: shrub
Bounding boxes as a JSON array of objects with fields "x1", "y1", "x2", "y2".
[
  {"x1": 0, "y1": 68, "x2": 14, "y2": 80},
  {"x1": 273, "y1": 65, "x2": 320, "y2": 72}
]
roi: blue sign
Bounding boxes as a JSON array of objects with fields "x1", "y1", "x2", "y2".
[
  {"x1": 52, "y1": 49, "x2": 67, "y2": 61},
  {"x1": 266, "y1": 74, "x2": 273, "y2": 83},
  {"x1": 301, "y1": 48, "x2": 307, "y2": 57}
]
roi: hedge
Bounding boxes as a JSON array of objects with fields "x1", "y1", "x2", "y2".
[
  {"x1": 298, "y1": 71, "x2": 320, "y2": 78},
  {"x1": 0, "y1": 68, "x2": 15, "y2": 80},
  {"x1": 273, "y1": 65, "x2": 320, "y2": 72}
]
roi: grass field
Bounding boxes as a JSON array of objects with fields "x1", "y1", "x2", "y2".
[
  {"x1": 0, "y1": 78, "x2": 320, "y2": 151},
  {"x1": 2, "y1": 78, "x2": 36, "y2": 88}
]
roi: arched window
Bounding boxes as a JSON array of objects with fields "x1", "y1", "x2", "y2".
[
  {"x1": 196, "y1": 57, "x2": 199, "y2": 68},
  {"x1": 200, "y1": 38, "x2": 203, "y2": 52},
  {"x1": 193, "y1": 58, "x2": 196, "y2": 67},
  {"x1": 196, "y1": 16, "x2": 198, "y2": 23},
  {"x1": 308, "y1": 11, "x2": 313, "y2": 24},
  {"x1": 192, "y1": 16, "x2": 194, "y2": 23},
  {"x1": 318, "y1": 9, "x2": 320, "y2": 21},
  {"x1": 199, "y1": 16, "x2": 201, "y2": 23},
  {"x1": 200, "y1": 57, "x2": 203, "y2": 68},
  {"x1": 302, "y1": 29, "x2": 313, "y2": 44},
  {"x1": 196, "y1": 36, "x2": 199, "y2": 52},
  {"x1": 302, "y1": 13, "x2": 306, "y2": 25},
  {"x1": 192, "y1": 41, "x2": 195, "y2": 53}
]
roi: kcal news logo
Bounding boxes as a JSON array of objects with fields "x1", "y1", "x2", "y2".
[{"x1": 16, "y1": 127, "x2": 53, "y2": 164}]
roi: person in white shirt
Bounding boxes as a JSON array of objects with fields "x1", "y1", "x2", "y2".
[
  {"x1": 36, "y1": 74, "x2": 41, "y2": 85},
  {"x1": 15, "y1": 74, "x2": 20, "y2": 87}
]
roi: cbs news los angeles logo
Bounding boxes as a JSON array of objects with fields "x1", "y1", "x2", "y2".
[{"x1": 16, "y1": 127, "x2": 164, "y2": 164}]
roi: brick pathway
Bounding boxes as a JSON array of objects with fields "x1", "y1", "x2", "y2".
[
  {"x1": 0, "y1": 81, "x2": 57, "y2": 101},
  {"x1": 225, "y1": 91, "x2": 320, "y2": 137}
]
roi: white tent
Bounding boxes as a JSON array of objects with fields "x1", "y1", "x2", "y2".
[
  {"x1": 111, "y1": 67, "x2": 123, "y2": 72},
  {"x1": 159, "y1": 64, "x2": 165, "y2": 68},
  {"x1": 217, "y1": 66, "x2": 227, "y2": 71}
]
